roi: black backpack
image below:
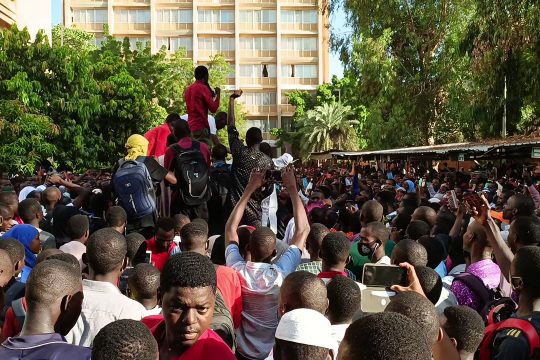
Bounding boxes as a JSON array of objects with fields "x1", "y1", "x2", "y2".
[
  {"x1": 171, "y1": 142, "x2": 210, "y2": 206},
  {"x1": 209, "y1": 168, "x2": 232, "y2": 208}
]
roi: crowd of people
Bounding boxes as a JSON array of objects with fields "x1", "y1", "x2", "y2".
[{"x1": 0, "y1": 65, "x2": 540, "y2": 359}]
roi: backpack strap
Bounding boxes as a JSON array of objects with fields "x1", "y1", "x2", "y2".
[
  {"x1": 454, "y1": 272, "x2": 491, "y2": 305},
  {"x1": 12, "y1": 297, "x2": 26, "y2": 329},
  {"x1": 480, "y1": 318, "x2": 540, "y2": 360}
]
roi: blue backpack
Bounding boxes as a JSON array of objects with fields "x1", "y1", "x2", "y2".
[{"x1": 113, "y1": 157, "x2": 156, "y2": 220}]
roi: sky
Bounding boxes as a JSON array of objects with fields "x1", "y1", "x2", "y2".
[{"x1": 50, "y1": 0, "x2": 344, "y2": 77}]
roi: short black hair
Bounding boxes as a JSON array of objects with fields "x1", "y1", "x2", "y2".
[
  {"x1": 393, "y1": 213, "x2": 412, "y2": 231},
  {"x1": 391, "y1": 239, "x2": 428, "y2": 267},
  {"x1": 161, "y1": 252, "x2": 216, "y2": 294},
  {"x1": 173, "y1": 120, "x2": 191, "y2": 140},
  {"x1": 306, "y1": 223, "x2": 330, "y2": 254},
  {"x1": 259, "y1": 142, "x2": 272, "y2": 158},
  {"x1": 18, "y1": 198, "x2": 41, "y2": 223},
  {"x1": 363, "y1": 221, "x2": 389, "y2": 243},
  {"x1": 246, "y1": 127, "x2": 263, "y2": 148},
  {"x1": 92, "y1": 319, "x2": 158, "y2": 360},
  {"x1": 340, "y1": 312, "x2": 431, "y2": 360},
  {"x1": 281, "y1": 271, "x2": 327, "y2": 314},
  {"x1": 515, "y1": 246, "x2": 540, "y2": 298},
  {"x1": 442, "y1": 306, "x2": 485, "y2": 353},
  {"x1": 155, "y1": 217, "x2": 175, "y2": 233},
  {"x1": 173, "y1": 214, "x2": 190, "y2": 229},
  {"x1": 413, "y1": 206, "x2": 437, "y2": 229},
  {"x1": 180, "y1": 222, "x2": 208, "y2": 251},
  {"x1": 274, "y1": 339, "x2": 328, "y2": 360},
  {"x1": 212, "y1": 144, "x2": 228, "y2": 161},
  {"x1": 327, "y1": 275, "x2": 361, "y2": 324},
  {"x1": 87, "y1": 228, "x2": 127, "y2": 274},
  {"x1": 67, "y1": 214, "x2": 90, "y2": 239},
  {"x1": 415, "y1": 265, "x2": 443, "y2": 305},
  {"x1": 106, "y1": 206, "x2": 127, "y2": 228},
  {"x1": 249, "y1": 226, "x2": 276, "y2": 261},
  {"x1": 406, "y1": 220, "x2": 431, "y2": 240},
  {"x1": 194, "y1": 65, "x2": 209, "y2": 80},
  {"x1": 385, "y1": 291, "x2": 440, "y2": 344},
  {"x1": 128, "y1": 263, "x2": 160, "y2": 299},
  {"x1": 26, "y1": 259, "x2": 81, "y2": 308},
  {"x1": 511, "y1": 216, "x2": 540, "y2": 247},
  {"x1": 418, "y1": 235, "x2": 447, "y2": 269},
  {"x1": 510, "y1": 194, "x2": 536, "y2": 217},
  {"x1": 401, "y1": 193, "x2": 421, "y2": 208},
  {"x1": 360, "y1": 200, "x2": 384, "y2": 224},
  {"x1": 165, "y1": 113, "x2": 181, "y2": 125},
  {"x1": 47, "y1": 253, "x2": 81, "y2": 272},
  {"x1": 125, "y1": 232, "x2": 147, "y2": 262},
  {"x1": 36, "y1": 248, "x2": 63, "y2": 264},
  {"x1": 0, "y1": 238, "x2": 25, "y2": 264},
  {"x1": 320, "y1": 231, "x2": 350, "y2": 267}
]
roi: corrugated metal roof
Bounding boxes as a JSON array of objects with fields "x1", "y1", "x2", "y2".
[{"x1": 329, "y1": 137, "x2": 540, "y2": 158}]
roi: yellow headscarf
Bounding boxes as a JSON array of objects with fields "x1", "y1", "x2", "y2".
[{"x1": 125, "y1": 134, "x2": 149, "y2": 160}]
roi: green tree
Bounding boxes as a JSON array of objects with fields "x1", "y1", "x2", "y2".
[
  {"x1": 296, "y1": 102, "x2": 360, "y2": 157},
  {"x1": 52, "y1": 24, "x2": 96, "y2": 51}
]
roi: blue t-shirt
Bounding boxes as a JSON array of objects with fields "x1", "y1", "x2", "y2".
[{"x1": 0, "y1": 333, "x2": 91, "y2": 360}]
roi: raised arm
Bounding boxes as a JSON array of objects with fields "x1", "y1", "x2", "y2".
[
  {"x1": 225, "y1": 168, "x2": 266, "y2": 248},
  {"x1": 282, "y1": 167, "x2": 309, "y2": 250}
]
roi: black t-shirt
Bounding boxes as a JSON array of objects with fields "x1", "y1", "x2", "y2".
[{"x1": 492, "y1": 312, "x2": 540, "y2": 360}]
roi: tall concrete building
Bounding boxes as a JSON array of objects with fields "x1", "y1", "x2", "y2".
[
  {"x1": 63, "y1": 0, "x2": 329, "y2": 145},
  {"x1": 1, "y1": 0, "x2": 52, "y2": 40}
]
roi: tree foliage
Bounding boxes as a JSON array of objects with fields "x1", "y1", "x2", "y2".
[{"x1": 0, "y1": 25, "x2": 238, "y2": 174}]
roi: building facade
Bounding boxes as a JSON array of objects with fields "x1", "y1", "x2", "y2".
[
  {"x1": 0, "y1": 0, "x2": 52, "y2": 40},
  {"x1": 63, "y1": 0, "x2": 329, "y2": 144}
]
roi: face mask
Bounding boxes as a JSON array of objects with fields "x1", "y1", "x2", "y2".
[{"x1": 359, "y1": 242, "x2": 380, "y2": 260}]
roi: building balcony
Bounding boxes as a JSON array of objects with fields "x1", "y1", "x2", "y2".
[
  {"x1": 197, "y1": 23, "x2": 235, "y2": 33},
  {"x1": 281, "y1": 77, "x2": 318, "y2": 85},
  {"x1": 239, "y1": 0, "x2": 277, "y2": 7},
  {"x1": 281, "y1": 23, "x2": 318, "y2": 33},
  {"x1": 285, "y1": 0, "x2": 318, "y2": 6},
  {"x1": 69, "y1": 0, "x2": 107, "y2": 7},
  {"x1": 114, "y1": 22, "x2": 151, "y2": 33},
  {"x1": 280, "y1": 50, "x2": 318, "y2": 58},
  {"x1": 198, "y1": 0, "x2": 235, "y2": 5},
  {"x1": 72, "y1": 22, "x2": 107, "y2": 32},
  {"x1": 156, "y1": 22, "x2": 192, "y2": 32},
  {"x1": 155, "y1": 0, "x2": 192, "y2": 5},
  {"x1": 114, "y1": 0, "x2": 150, "y2": 6},
  {"x1": 237, "y1": 77, "x2": 277, "y2": 87},
  {"x1": 242, "y1": 104, "x2": 278, "y2": 115},
  {"x1": 280, "y1": 104, "x2": 296, "y2": 115},
  {"x1": 239, "y1": 49, "x2": 277, "y2": 58},
  {"x1": 239, "y1": 22, "x2": 276, "y2": 33},
  {"x1": 198, "y1": 49, "x2": 235, "y2": 60}
]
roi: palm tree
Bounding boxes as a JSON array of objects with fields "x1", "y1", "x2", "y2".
[{"x1": 297, "y1": 102, "x2": 360, "y2": 157}]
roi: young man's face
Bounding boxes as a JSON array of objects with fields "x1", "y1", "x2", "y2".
[
  {"x1": 156, "y1": 228, "x2": 175, "y2": 252},
  {"x1": 162, "y1": 286, "x2": 215, "y2": 350}
]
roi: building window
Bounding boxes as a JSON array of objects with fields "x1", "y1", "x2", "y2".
[
  {"x1": 157, "y1": 10, "x2": 193, "y2": 23},
  {"x1": 198, "y1": 10, "x2": 235, "y2": 23},
  {"x1": 239, "y1": 64, "x2": 276, "y2": 78},
  {"x1": 198, "y1": 37, "x2": 235, "y2": 52},
  {"x1": 280, "y1": 37, "x2": 317, "y2": 51},
  {"x1": 73, "y1": 9, "x2": 107, "y2": 23},
  {"x1": 240, "y1": 37, "x2": 277, "y2": 50},
  {"x1": 281, "y1": 64, "x2": 317, "y2": 78},
  {"x1": 114, "y1": 10, "x2": 151, "y2": 24},
  {"x1": 156, "y1": 37, "x2": 193, "y2": 51},
  {"x1": 247, "y1": 118, "x2": 277, "y2": 132},
  {"x1": 243, "y1": 92, "x2": 277, "y2": 106},
  {"x1": 239, "y1": 10, "x2": 276, "y2": 24},
  {"x1": 280, "y1": 10, "x2": 317, "y2": 24}
]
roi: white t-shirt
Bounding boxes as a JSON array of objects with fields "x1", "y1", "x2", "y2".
[{"x1": 181, "y1": 114, "x2": 217, "y2": 135}]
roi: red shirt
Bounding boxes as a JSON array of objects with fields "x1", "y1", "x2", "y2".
[
  {"x1": 215, "y1": 265, "x2": 243, "y2": 329},
  {"x1": 317, "y1": 271, "x2": 348, "y2": 281},
  {"x1": 184, "y1": 80, "x2": 220, "y2": 132},
  {"x1": 145, "y1": 237, "x2": 178, "y2": 272},
  {"x1": 164, "y1": 138, "x2": 211, "y2": 171},
  {"x1": 141, "y1": 316, "x2": 235, "y2": 360},
  {"x1": 145, "y1": 123, "x2": 171, "y2": 158},
  {"x1": 1, "y1": 298, "x2": 26, "y2": 340}
]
